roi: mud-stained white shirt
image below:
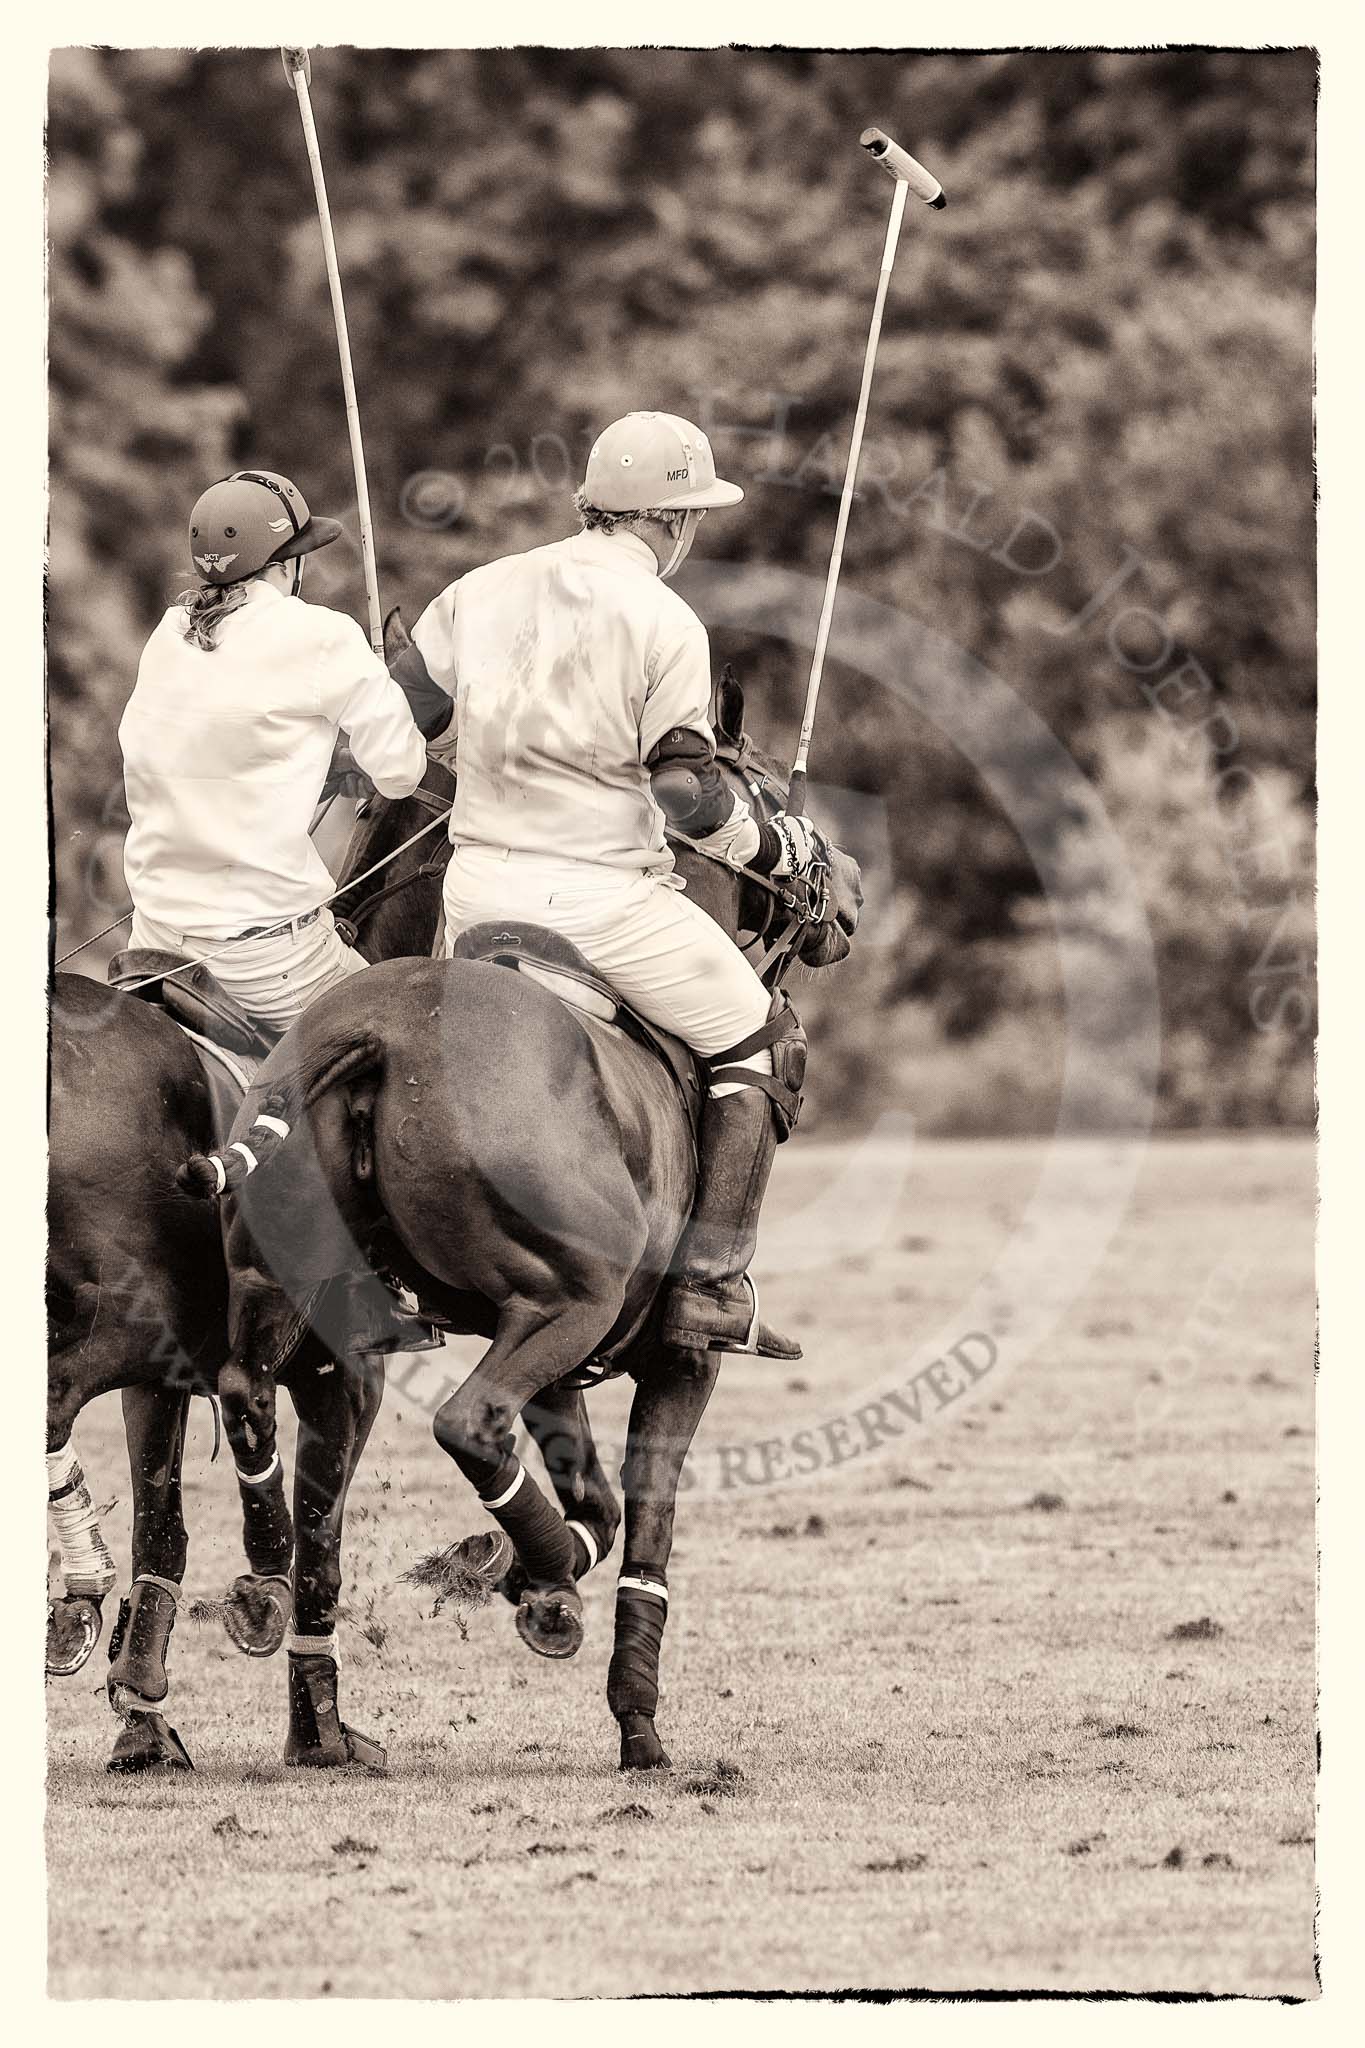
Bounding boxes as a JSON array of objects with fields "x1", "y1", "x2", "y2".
[
  {"x1": 412, "y1": 527, "x2": 716, "y2": 873},
  {"x1": 120, "y1": 581, "x2": 427, "y2": 938}
]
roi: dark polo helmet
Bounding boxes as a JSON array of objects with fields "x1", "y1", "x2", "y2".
[{"x1": 187, "y1": 470, "x2": 343, "y2": 586}]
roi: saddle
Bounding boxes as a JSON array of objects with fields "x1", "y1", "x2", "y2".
[
  {"x1": 108, "y1": 949, "x2": 266, "y2": 1149},
  {"x1": 450, "y1": 921, "x2": 703, "y2": 1139}
]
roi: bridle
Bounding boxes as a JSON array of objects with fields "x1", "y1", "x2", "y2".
[{"x1": 331, "y1": 779, "x2": 454, "y2": 950}]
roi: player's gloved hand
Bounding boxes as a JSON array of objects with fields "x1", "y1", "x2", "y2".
[
  {"x1": 766, "y1": 812, "x2": 830, "y2": 881},
  {"x1": 320, "y1": 743, "x2": 375, "y2": 802}
]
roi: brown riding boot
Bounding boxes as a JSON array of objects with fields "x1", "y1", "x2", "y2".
[{"x1": 661, "y1": 1088, "x2": 801, "y2": 1359}]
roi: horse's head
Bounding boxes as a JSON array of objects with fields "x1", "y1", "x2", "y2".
[{"x1": 700, "y1": 666, "x2": 864, "y2": 972}]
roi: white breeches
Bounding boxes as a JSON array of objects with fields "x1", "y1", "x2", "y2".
[
  {"x1": 129, "y1": 907, "x2": 368, "y2": 1032},
  {"x1": 441, "y1": 847, "x2": 773, "y2": 1090}
]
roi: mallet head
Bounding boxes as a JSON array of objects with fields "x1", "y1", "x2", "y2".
[{"x1": 861, "y1": 127, "x2": 946, "y2": 209}]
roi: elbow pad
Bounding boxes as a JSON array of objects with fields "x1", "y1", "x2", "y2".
[
  {"x1": 388, "y1": 640, "x2": 455, "y2": 742},
  {"x1": 647, "y1": 727, "x2": 732, "y2": 836}
]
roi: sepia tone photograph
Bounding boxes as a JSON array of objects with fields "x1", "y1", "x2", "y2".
[{"x1": 45, "y1": 39, "x2": 1317, "y2": 2002}]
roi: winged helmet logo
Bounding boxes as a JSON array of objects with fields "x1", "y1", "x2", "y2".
[{"x1": 194, "y1": 552, "x2": 238, "y2": 573}]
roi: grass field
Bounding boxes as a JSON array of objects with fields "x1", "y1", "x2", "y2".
[{"x1": 46, "y1": 1134, "x2": 1316, "y2": 2001}]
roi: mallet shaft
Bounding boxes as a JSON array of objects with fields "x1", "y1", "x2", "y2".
[
  {"x1": 282, "y1": 48, "x2": 385, "y2": 657},
  {"x1": 788, "y1": 176, "x2": 909, "y2": 817}
]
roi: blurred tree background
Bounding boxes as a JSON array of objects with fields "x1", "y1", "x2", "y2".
[{"x1": 47, "y1": 47, "x2": 1315, "y2": 1133}]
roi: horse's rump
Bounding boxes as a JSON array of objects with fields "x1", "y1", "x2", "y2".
[{"x1": 202, "y1": 956, "x2": 696, "y2": 1358}]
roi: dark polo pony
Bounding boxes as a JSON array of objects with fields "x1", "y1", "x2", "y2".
[
  {"x1": 188, "y1": 659, "x2": 862, "y2": 1773},
  {"x1": 46, "y1": 713, "x2": 453, "y2": 1771}
]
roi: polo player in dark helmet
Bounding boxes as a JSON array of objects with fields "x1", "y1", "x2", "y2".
[
  {"x1": 402, "y1": 411, "x2": 831, "y2": 1359},
  {"x1": 119, "y1": 469, "x2": 454, "y2": 1035}
]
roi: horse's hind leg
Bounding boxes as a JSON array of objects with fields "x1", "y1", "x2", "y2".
[
  {"x1": 611, "y1": 1343, "x2": 721, "y2": 1771},
  {"x1": 491, "y1": 1381, "x2": 621, "y2": 1608},
  {"x1": 106, "y1": 1383, "x2": 194, "y2": 1773},
  {"x1": 280, "y1": 1346, "x2": 386, "y2": 1770},
  {"x1": 433, "y1": 1296, "x2": 625, "y2": 1660}
]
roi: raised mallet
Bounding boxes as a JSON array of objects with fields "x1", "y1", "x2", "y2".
[
  {"x1": 786, "y1": 127, "x2": 946, "y2": 818},
  {"x1": 281, "y1": 47, "x2": 385, "y2": 656}
]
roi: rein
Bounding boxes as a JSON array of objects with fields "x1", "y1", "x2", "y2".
[{"x1": 332, "y1": 783, "x2": 453, "y2": 944}]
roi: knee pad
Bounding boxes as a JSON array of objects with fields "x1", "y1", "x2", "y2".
[{"x1": 707, "y1": 995, "x2": 806, "y2": 1140}]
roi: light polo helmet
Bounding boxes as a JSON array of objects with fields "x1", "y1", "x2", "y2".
[
  {"x1": 583, "y1": 412, "x2": 744, "y2": 514},
  {"x1": 186, "y1": 469, "x2": 344, "y2": 587}
]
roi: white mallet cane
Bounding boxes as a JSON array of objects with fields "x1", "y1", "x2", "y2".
[
  {"x1": 281, "y1": 47, "x2": 385, "y2": 657},
  {"x1": 786, "y1": 128, "x2": 946, "y2": 819}
]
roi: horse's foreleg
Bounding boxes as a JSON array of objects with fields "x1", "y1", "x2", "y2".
[
  {"x1": 281, "y1": 1349, "x2": 386, "y2": 1770},
  {"x1": 433, "y1": 1297, "x2": 623, "y2": 1660},
  {"x1": 46, "y1": 1372, "x2": 117, "y2": 1679},
  {"x1": 106, "y1": 1383, "x2": 193, "y2": 1773},
  {"x1": 611, "y1": 1344, "x2": 721, "y2": 1771}
]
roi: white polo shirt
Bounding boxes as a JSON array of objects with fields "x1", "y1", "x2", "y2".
[
  {"x1": 120, "y1": 581, "x2": 428, "y2": 938},
  {"x1": 412, "y1": 527, "x2": 716, "y2": 873}
]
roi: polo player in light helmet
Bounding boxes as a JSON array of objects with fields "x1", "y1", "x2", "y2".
[{"x1": 403, "y1": 411, "x2": 832, "y2": 1357}]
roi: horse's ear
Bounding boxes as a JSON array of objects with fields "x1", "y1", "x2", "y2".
[
  {"x1": 714, "y1": 663, "x2": 745, "y2": 747},
  {"x1": 383, "y1": 606, "x2": 410, "y2": 660}
]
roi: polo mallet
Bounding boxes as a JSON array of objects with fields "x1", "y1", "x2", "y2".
[
  {"x1": 785, "y1": 128, "x2": 946, "y2": 819},
  {"x1": 281, "y1": 46, "x2": 385, "y2": 656}
]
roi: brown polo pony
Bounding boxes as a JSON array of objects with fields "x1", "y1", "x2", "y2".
[
  {"x1": 190, "y1": 663, "x2": 862, "y2": 1773},
  {"x1": 46, "y1": 693, "x2": 454, "y2": 1769}
]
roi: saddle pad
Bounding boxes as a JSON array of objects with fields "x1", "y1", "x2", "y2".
[
  {"x1": 517, "y1": 959, "x2": 617, "y2": 1023},
  {"x1": 178, "y1": 1026, "x2": 258, "y2": 1152}
]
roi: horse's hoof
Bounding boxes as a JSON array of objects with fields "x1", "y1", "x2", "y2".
[
  {"x1": 107, "y1": 1710, "x2": 193, "y2": 1774},
  {"x1": 223, "y1": 1574, "x2": 290, "y2": 1657},
  {"x1": 618, "y1": 1714, "x2": 672, "y2": 1771},
  {"x1": 498, "y1": 1556, "x2": 529, "y2": 1608},
  {"x1": 515, "y1": 1582, "x2": 584, "y2": 1660},
  {"x1": 47, "y1": 1593, "x2": 103, "y2": 1677},
  {"x1": 284, "y1": 1651, "x2": 388, "y2": 1771},
  {"x1": 455, "y1": 1528, "x2": 517, "y2": 1591},
  {"x1": 285, "y1": 1720, "x2": 388, "y2": 1772},
  {"x1": 285, "y1": 1728, "x2": 388, "y2": 1772}
]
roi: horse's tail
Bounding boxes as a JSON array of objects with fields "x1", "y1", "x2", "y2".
[{"x1": 176, "y1": 1029, "x2": 385, "y2": 1201}]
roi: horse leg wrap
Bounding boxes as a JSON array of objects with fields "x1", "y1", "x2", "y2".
[
  {"x1": 284, "y1": 1627, "x2": 340, "y2": 1665},
  {"x1": 480, "y1": 1457, "x2": 576, "y2": 1588},
  {"x1": 608, "y1": 1574, "x2": 668, "y2": 1722},
  {"x1": 234, "y1": 1452, "x2": 293, "y2": 1578},
  {"x1": 285, "y1": 1652, "x2": 386, "y2": 1771},
  {"x1": 47, "y1": 1443, "x2": 117, "y2": 1597},
  {"x1": 565, "y1": 1519, "x2": 604, "y2": 1581},
  {"x1": 107, "y1": 1575, "x2": 179, "y2": 1710}
]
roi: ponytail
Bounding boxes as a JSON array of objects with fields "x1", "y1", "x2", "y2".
[{"x1": 173, "y1": 577, "x2": 256, "y2": 652}]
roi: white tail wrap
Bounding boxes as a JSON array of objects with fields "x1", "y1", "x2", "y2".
[
  {"x1": 46, "y1": 1443, "x2": 117, "y2": 1596},
  {"x1": 253, "y1": 1114, "x2": 291, "y2": 1141}
]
